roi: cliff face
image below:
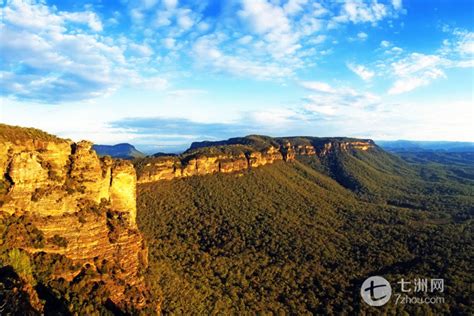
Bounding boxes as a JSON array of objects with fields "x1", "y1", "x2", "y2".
[
  {"x1": 136, "y1": 137, "x2": 375, "y2": 183},
  {"x1": 1, "y1": 139, "x2": 137, "y2": 225},
  {"x1": 0, "y1": 127, "x2": 151, "y2": 313}
]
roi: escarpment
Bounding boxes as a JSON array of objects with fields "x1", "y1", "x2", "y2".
[
  {"x1": 0, "y1": 124, "x2": 153, "y2": 313},
  {"x1": 136, "y1": 135, "x2": 375, "y2": 183}
]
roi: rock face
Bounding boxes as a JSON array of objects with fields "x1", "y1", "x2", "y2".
[
  {"x1": 135, "y1": 145, "x2": 285, "y2": 184},
  {"x1": 136, "y1": 136, "x2": 375, "y2": 183},
  {"x1": 0, "y1": 125, "x2": 151, "y2": 313},
  {"x1": 1, "y1": 139, "x2": 136, "y2": 225}
]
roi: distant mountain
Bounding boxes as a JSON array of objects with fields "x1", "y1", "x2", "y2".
[
  {"x1": 93, "y1": 143, "x2": 145, "y2": 159},
  {"x1": 377, "y1": 140, "x2": 474, "y2": 152},
  {"x1": 152, "y1": 152, "x2": 178, "y2": 157},
  {"x1": 189, "y1": 134, "x2": 373, "y2": 151}
]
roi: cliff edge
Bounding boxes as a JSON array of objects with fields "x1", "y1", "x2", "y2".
[
  {"x1": 135, "y1": 135, "x2": 375, "y2": 183},
  {"x1": 0, "y1": 124, "x2": 154, "y2": 314}
]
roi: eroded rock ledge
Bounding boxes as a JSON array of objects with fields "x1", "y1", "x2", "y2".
[
  {"x1": 0, "y1": 124, "x2": 152, "y2": 313},
  {"x1": 135, "y1": 135, "x2": 374, "y2": 184}
]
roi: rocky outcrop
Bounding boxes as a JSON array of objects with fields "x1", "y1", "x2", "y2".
[
  {"x1": 0, "y1": 125, "x2": 151, "y2": 312},
  {"x1": 219, "y1": 153, "x2": 249, "y2": 173},
  {"x1": 135, "y1": 145, "x2": 286, "y2": 184},
  {"x1": 137, "y1": 136, "x2": 375, "y2": 183},
  {"x1": 316, "y1": 141, "x2": 373, "y2": 156},
  {"x1": 1, "y1": 139, "x2": 136, "y2": 225}
]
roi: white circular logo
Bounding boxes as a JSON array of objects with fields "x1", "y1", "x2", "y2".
[{"x1": 361, "y1": 276, "x2": 392, "y2": 306}]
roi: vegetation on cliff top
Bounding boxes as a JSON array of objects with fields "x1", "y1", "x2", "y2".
[
  {"x1": 189, "y1": 134, "x2": 374, "y2": 151},
  {"x1": 0, "y1": 124, "x2": 65, "y2": 143}
]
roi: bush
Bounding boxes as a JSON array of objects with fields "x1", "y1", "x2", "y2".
[
  {"x1": 7, "y1": 248, "x2": 35, "y2": 284},
  {"x1": 49, "y1": 234, "x2": 68, "y2": 247}
]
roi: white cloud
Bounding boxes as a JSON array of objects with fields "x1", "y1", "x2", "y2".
[
  {"x1": 2, "y1": 0, "x2": 103, "y2": 32},
  {"x1": 347, "y1": 63, "x2": 375, "y2": 80},
  {"x1": 304, "y1": 104, "x2": 337, "y2": 116},
  {"x1": 389, "y1": 77, "x2": 432, "y2": 95},
  {"x1": 162, "y1": 37, "x2": 176, "y2": 49},
  {"x1": 388, "y1": 53, "x2": 446, "y2": 94},
  {"x1": 332, "y1": 0, "x2": 402, "y2": 25},
  {"x1": 308, "y1": 34, "x2": 326, "y2": 45},
  {"x1": 61, "y1": 11, "x2": 103, "y2": 32},
  {"x1": 0, "y1": 0, "x2": 164, "y2": 103},
  {"x1": 192, "y1": 35, "x2": 293, "y2": 79},
  {"x1": 297, "y1": 14, "x2": 323, "y2": 36},
  {"x1": 166, "y1": 89, "x2": 207, "y2": 97},
  {"x1": 132, "y1": 76, "x2": 169, "y2": 90},
  {"x1": 357, "y1": 32, "x2": 368, "y2": 40},
  {"x1": 136, "y1": 0, "x2": 160, "y2": 10},
  {"x1": 140, "y1": 0, "x2": 199, "y2": 34},
  {"x1": 392, "y1": 0, "x2": 403, "y2": 10},
  {"x1": 130, "y1": 8, "x2": 145, "y2": 22},
  {"x1": 163, "y1": 0, "x2": 178, "y2": 10},
  {"x1": 449, "y1": 29, "x2": 474, "y2": 55},
  {"x1": 237, "y1": 35, "x2": 253, "y2": 45},
  {"x1": 238, "y1": 0, "x2": 300, "y2": 58},
  {"x1": 196, "y1": 21, "x2": 210, "y2": 32},
  {"x1": 128, "y1": 43, "x2": 154, "y2": 57},
  {"x1": 369, "y1": 29, "x2": 473, "y2": 95},
  {"x1": 392, "y1": 53, "x2": 443, "y2": 76},
  {"x1": 300, "y1": 81, "x2": 335, "y2": 93},
  {"x1": 251, "y1": 108, "x2": 298, "y2": 126},
  {"x1": 309, "y1": 2, "x2": 329, "y2": 17},
  {"x1": 439, "y1": 27, "x2": 474, "y2": 69},
  {"x1": 455, "y1": 60, "x2": 474, "y2": 68},
  {"x1": 0, "y1": 0, "x2": 410, "y2": 103},
  {"x1": 2, "y1": 0, "x2": 62, "y2": 32},
  {"x1": 380, "y1": 40, "x2": 391, "y2": 48},
  {"x1": 143, "y1": 0, "x2": 402, "y2": 82},
  {"x1": 238, "y1": 0, "x2": 290, "y2": 35},
  {"x1": 391, "y1": 46, "x2": 403, "y2": 53},
  {"x1": 153, "y1": 10, "x2": 172, "y2": 27},
  {"x1": 188, "y1": 0, "x2": 332, "y2": 78},
  {"x1": 283, "y1": 0, "x2": 308, "y2": 16},
  {"x1": 177, "y1": 9, "x2": 195, "y2": 30},
  {"x1": 301, "y1": 81, "x2": 383, "y2": 118}
]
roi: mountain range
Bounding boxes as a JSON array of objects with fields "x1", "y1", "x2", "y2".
[
  {"x1": 376, "y1": 140, "x2": 474, "y2": 152},
  {"x1": 93, "y1": 143, "x2": 146, "y2": 159},
  {"x1": 92, "y1": 139, "x2": 474, "y2": 160},
  {"x1": 0, "y1": 124, "x2": 472, "y2": 314}
]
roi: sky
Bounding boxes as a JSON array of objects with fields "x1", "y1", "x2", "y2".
[{"x1": 0, "y1": 0, "x2": 473, "y2": 153}]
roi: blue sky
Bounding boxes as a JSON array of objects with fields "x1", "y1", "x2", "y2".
[{"x1": 0, "y1": 0, "x2": 473, "y2": 152}]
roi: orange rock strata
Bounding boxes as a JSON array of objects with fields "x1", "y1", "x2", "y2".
[
  {"x1": 0, "y1": 134, "x2": 151, "y2": 312},
  {"x1": 136, "y1": 139, "x2": 374, "y2": 183}
]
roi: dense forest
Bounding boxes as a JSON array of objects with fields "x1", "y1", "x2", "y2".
[{"x1": 137, "y1": 147, "x2": 473, "y2": 314}]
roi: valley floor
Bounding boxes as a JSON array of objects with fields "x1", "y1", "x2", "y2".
[{"x1": 137, "y1": 152, "x2": 473, "y2": 314}]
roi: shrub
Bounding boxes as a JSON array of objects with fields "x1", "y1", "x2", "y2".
[
  {"x1": 7, "y1": 248, "x2": 35, "y2": 284},
  {"x1": 49, "y1": 234, "x2": 68, "y2": 247}
]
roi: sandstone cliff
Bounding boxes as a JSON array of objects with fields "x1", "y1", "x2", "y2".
[
  {"x1": 136, "y1": 135, "x2": 375, "y2": 183},
  {"x1": 0, "y1": 124, "x2": 151, "y2": 313}
]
